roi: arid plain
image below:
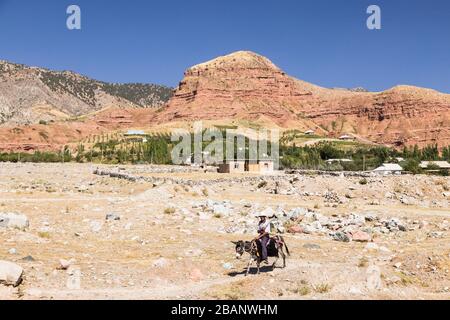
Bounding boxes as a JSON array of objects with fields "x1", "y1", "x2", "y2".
[{"x1": 1, "y1": 163, "x2": 449, "y2": 300}]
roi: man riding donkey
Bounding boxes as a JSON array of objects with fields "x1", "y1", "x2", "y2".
[
  {"x1": 233, "y1": 209, "x2": 290, "y2": 276},
  {"x1": 255, "y1": 212, "x2": 271, "y2": 265}
]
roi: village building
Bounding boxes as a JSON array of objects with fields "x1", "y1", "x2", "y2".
[
  {"x1": 218, "y1": 160, "x2": 246, "y2": 173},
  {"x1": 373, "y1": 163, "x2": 403, "y2": 175},
  {"x1": 218, "y1": 159, "x2": 275, "y2": 174},
  {"x1": 123, "y1": 130, "x2": 147, "y2": 143},
  {"x1": 419, "y1": 161, "x2": 450, "y2": 171},
  {"x1": 246, "y1": 159, "x2": 274, "y2": 174},
  {"x1": 124, "y1": 130, "x2": 146, "y2": 136},
  {"x1": 339, "y1": 134, "x2": 354, "y2": 141},
  {"x1": 304, "y1": 130, "x2": 315, "y2": 135},
  {"x1": 325, "y1": 158, "x2": 353, "y2": 164}
]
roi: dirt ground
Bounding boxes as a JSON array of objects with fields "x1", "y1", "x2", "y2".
[{"x1": 0, "y1": 163, "x2": 449, "y2": 300}]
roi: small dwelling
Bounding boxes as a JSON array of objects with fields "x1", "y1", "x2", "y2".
[
  {"x1": 125, "y1": 130, "x2": 145, "y2": 136},
  {"x1": 304, "y1": 130, "x2": 315, "y2": 136},
  {"x1": 218, "y1": 159, "x2": 275, "y2": 174},
  {"x1": 373, "y1": 163, "x2": 403, "y2": 175},
  {"x1": 325, "y1": 158, "x2": 353, "y2": 164},
  {"x1": 419, "y1": 161, "x2": 450, "y2": 171},
  {"x1": 124, "y1": 130, "x2": 147, "y2": 143},
  {"x1": 246, "y1": 160, "x2": 274, "y2": 174},
  {"x1": 339, "y1": 134, "x2": 354, "y2": 141},
  {"x1": 218, "y1": 161, "x2": 246, "y2": 173}
]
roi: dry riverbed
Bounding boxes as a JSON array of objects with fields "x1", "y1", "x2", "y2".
[{"x1": 0, "y1": 163, "x2": 449, "y2": 300}]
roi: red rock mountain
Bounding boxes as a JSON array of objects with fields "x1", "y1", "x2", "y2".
[{"x1": 158, "y1": 51, "x2": 450, "y2": 147}]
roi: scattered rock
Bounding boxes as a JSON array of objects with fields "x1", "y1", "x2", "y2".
[
  {"x1": 152, "y1": 258, "x2": 169, "y2": 268},
  {"x1": 185, "y1": 249, "x2": 203, "y2": 257},
  {"x1": 350, "y1": 230, "x2": 372, "y2": 242},
  {"x1": 20, "y1": 255, "x2": 35, "y2": 262},
  {"x1": 366, "y1": 265, "x2": 382, "y2": 290},
  {"x1": 332, "y1": 232, "x2": 350, "y2": 243},
  {"x1": 189, "y1": 268, "x2": 204, "y2": 282},
  {"x1": 288, "y1": 225, "x2": 303, "y2": 234},
  {"x1": 90, "y1": 220, "x2": 103, "y2": 233},
  {"x1": 222, "y1": 263, "x2": 233, "y2": 270},
  {"x1": 0, "y1": 213, "x2": 30, "y2": 230},
  {"x1": 0, "y1": 261, "x2": 23, "y2": 287},
  {"x1": 428, "y1": 231, "x2": 444, "y2": 239},
  {"x1": 58, "y1": 259, "x2": 74, "y2": 270},
  {"x1": 106, "y1": 213, "x2": 121, "y2": 221}
]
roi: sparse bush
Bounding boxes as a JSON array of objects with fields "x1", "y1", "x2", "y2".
[
  {"x1": 163, "y1": 207, "x2": 176, "y2": 215},
  {"x1": 295, "y1": 286, "x2": 310, "y2": 296},
  {"x1": 359, "y1": 178, "x2": 368, "y2": 185},
  {"x1": 38, "y1": 231, "x2": 51, "y2": 239},
  {"x1": 358, "y1": 257, "x2": 369, "y2": 268},
  {"x1": 257, "y1": 181, "x2": 268, "y2": 189},
  {"x1": 314, "y1": 283, "x2": 332, "y2": 294}
]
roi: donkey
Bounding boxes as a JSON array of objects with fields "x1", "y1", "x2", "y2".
[{"x1": 233, "y1": 235, "x2": 290, "y2": 276}]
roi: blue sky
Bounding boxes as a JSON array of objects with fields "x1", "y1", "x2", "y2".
[{"x1": 0, "y1": 0, "x2": 449, "y2": 92}]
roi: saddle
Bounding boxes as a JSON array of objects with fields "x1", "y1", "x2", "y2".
[{"x1": 267, "y1": 236, "x2": 283, "y2": 247}]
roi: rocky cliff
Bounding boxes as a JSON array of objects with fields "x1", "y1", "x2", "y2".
[{"x1": 158, "y1": 51, "x2": 450, "y2": 147}]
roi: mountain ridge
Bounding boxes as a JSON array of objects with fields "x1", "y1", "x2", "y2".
[{"x1": 0, "y1": 60, "x2": 173, "y2": 126}]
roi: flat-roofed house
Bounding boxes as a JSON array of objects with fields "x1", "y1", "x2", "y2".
[
  {"x1": 218, "y1": 160, "x2": 246, "y2": 174},
  {"x1": 325, "y1": 158, "x2": 353, "y2": 164},
  {"x1": 246, "y1": 159, "x2": 274, "y2": 174},
  {"x1": 339, "y1": 134, "x2": 354, "y2": 141},
  {"x1": 125, "y1": 130, "x2": 145, "y2": 136},
  {"x1": 419, "y1": 161, "x2": 450, "y2": 171},
  {"x1": 373, "y1": 163, "x2": 403, "y2": 175}
]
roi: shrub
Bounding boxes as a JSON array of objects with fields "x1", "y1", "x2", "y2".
[
  {"x1": 315, "y1": 283, "x2": 332, "y2": 294},
  {"x1": 163, "y1": 207, "x2": 176, "y2": 215},
  {"x1": 403, "y1": 159, "x2": 422, "y2": 174},
  {"x1": 257, "y1": 181, "x2": 268, "y2": 189}
]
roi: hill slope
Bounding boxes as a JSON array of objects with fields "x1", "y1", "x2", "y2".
[
  {"x1": 0, "y1": 60, "x2": 172, "y2": 126},
  {"x1": 158, "y1": 51, "x2": 450, "y2": 147}
]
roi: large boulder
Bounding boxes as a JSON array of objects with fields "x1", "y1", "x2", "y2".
[
  {"x1": 0, "y1": 261, "x2": 24, "y2": 287},
  {"x1": 0, "y1": 213, "x2": 29, "y2": 230}
]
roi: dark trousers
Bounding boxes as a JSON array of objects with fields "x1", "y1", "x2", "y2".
[{"x1": 259, "y1": 235, "x2": 269, "y2": 260}]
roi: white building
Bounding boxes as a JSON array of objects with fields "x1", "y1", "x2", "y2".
[
  {"x1": 326, "y1": 158, "x2": 353, "y2": 164},
  {"x1": 125, "y1": 130, "x2": 145, "y2": 136},
  {"x1": 419, "y1": 161, "x2": 450, "y2": 170},
  {"x1": 373, "y1": 163, "x2": 403, "y2": 175},
  {"x1": 339, "y1": 134, "x2": 354, "y2": 141}
]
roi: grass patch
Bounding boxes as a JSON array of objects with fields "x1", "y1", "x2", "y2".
[
  {"x1": 38, "y1": 231, "x2": 51, "y2": 239},
  {"x1": 314, "y1": 283, "x2": 332, "y2": 294},
  {"x1": 398, "y1": 272, "x2": 416, "y2": 286},
  {"x1": 208, "y1": 281, "x2": 249, "y2": 300},
  {"x1": 358, "y1": 257, "x2": 369, "y2": 268},
  {"x1": 295, "y1": 286, "x2": 311, "y2": 296}
]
